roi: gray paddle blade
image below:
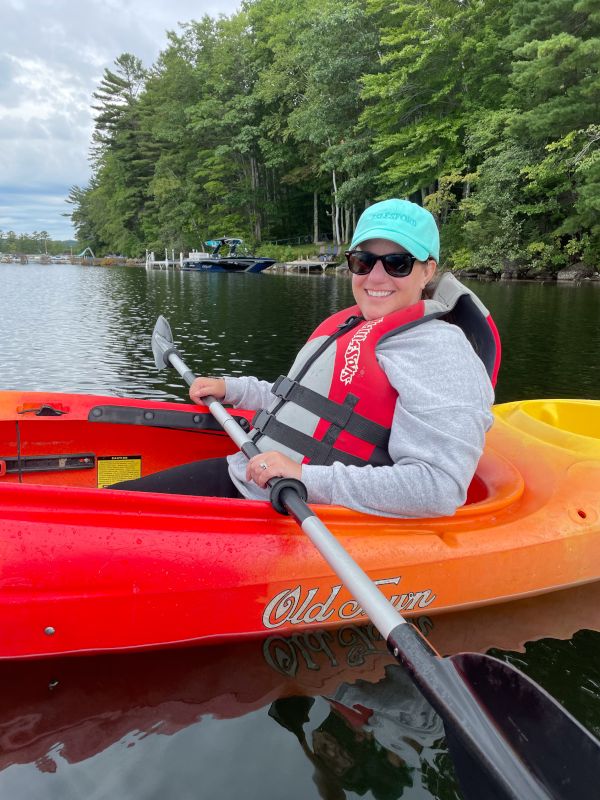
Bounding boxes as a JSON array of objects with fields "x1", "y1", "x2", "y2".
[
  {"x1": 151, "y1": 315, "x2": 174, "y2": 370},
  {"x1": 449, "y1": 652, "x2": 600, "y2": 799}
]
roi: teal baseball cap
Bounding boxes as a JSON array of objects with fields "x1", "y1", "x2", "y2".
[{"x1": 350, "y1": 199, "x2": 440, "y2": 262}]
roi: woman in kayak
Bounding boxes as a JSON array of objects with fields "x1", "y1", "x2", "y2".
[{"x1": 115, "y1": 199, "x2": 495, "y2": 518}]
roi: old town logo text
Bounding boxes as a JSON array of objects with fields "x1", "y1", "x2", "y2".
[
  {"x1": 339, "y1": 318, "x2": 383, "y2": 385},
  {"x1": 262, "y1": 577, "x2": 436, "y2": 629}
]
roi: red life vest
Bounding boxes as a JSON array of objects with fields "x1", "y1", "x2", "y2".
[{"x1": 251, "y1": 273, "x2": 500, "y2": 467}]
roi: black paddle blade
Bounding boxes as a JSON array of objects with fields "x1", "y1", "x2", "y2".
[
  {"x1": 388, "y1": 623, "x2": 568, "y2": 799},
  {"x1": 449, "y1": 652, "x2": 600, "y2": 799},
  {"x1": 269, "y1": 697, "x2": 315, "y2": 741},
  {"x1": 444, "y1": 723, "x2": 523, "y2": 800}
]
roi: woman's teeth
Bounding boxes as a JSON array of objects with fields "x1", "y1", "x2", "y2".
[{"x1": 366, "y1": 290, "x2": 393, "y2": 297}]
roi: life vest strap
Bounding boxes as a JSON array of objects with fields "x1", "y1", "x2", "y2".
[
  {"x1": 251, "y1": 410, "x2": 392, "y2": 467},
  {"x1": 271, "y1": 376, "x2": 390, "y2": 449}
]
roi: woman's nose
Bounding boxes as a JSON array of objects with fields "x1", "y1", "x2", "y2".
[{"x1": 366, "y1": 259, "x2": 388, "y2": 280}]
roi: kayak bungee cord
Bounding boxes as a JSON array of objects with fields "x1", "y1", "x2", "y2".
[{"x1": 152, "y1": 315, "x2": 600, "y2": 800}]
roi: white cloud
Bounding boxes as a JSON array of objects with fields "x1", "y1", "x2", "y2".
[
  {"x1": 0, "y1": 188, "x2": 74, "y2": 238},
  {"x1": 0, "y1": 0, "x2": 240, "y2": 239}
]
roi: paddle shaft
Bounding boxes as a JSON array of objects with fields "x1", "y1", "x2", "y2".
[{"x1": 175, "y1": 358, "x2": 259, "y2": 455}]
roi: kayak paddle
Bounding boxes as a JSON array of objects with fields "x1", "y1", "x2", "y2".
[{"x1": 152, "y1": 315, "x2": 600, "y2": 800}]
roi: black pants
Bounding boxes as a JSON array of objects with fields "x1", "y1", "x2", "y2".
[{"x1": 111, "y1": 456, "x2": 242, "y2": 498}]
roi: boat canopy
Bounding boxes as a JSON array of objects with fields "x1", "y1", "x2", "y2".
[
  {"x1": 204, "y1": 238, "x2": 243, "y2": 248},
  {"x1": 203, "y1": 238, "x2": 244, "y2": 256}
]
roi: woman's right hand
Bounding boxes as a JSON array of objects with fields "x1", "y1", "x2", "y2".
[{"x1": 189, "y1": 376, "x2": 226, "y2": 404}]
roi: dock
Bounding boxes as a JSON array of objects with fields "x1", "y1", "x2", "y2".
[
  {"x1": 145, "y1": 250, "x2": 184, "y2": 270},
  {"x1": 272, "y1": 259, "x2": 341, "y2": 275}
]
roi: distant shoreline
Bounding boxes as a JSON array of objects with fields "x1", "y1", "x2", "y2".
[{"x1": 2, "y1": 258, "x2": 599, "y2": 285}]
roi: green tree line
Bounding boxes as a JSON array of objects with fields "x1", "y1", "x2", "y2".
[
  {"x1": 68, "y1": 0, "x2": 600, "y2": 274},
  {"x1": 0, "y1": 230, "x2": 75, "y2": 256}
]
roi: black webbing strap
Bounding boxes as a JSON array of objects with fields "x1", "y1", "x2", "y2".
[
  {"x1": 252, "y1": 411, "x2": 362, "y2": 466},
  {"x1": 271, "y1": 375, "x2": 390, "y2": 449},
  {"x1": 251, "y1": 410, "x2": 393, "y2": 467}
]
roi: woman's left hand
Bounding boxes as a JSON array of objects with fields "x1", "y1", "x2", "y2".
[{"x1": 246, "y1": 450, "x2": 302, "y2": 488}]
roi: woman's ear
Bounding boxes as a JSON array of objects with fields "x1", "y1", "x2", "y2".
[{"x1": 423, "y1": 258, "x2": 437, "y2": 287}]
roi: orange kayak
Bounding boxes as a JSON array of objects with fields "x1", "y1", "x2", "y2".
[{"x1": 0, "y1": 391, "x2": 598, "y2": 659}]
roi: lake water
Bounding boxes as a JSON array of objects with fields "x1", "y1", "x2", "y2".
[{"x1": 1, "y1": 261, "x2": 599, "y2": 799}]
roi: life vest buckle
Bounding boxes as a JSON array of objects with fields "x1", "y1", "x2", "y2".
[
  {"x1": 251, "y1": 409, "x2": 271, "y2": 433},
  {"x1": 272, "y1": 375, "x2": 297, "y2": 400}
]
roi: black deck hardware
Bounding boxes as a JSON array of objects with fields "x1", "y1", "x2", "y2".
[{"x1": 88, "y1": 404, "x2": 249, "y2": 433}]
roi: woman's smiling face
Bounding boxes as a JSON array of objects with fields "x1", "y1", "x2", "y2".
[{"x1": 351, "y1": 238, "x2": 437, "y2": 320}]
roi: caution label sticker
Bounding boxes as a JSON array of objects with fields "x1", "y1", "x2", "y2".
[{"x1": 97, "y1": 456, "x2": 142, "y2": 488}]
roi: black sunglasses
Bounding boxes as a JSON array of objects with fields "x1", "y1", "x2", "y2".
[{"x1": 344, "y1": 250, "x2": 419, "y2": 278}]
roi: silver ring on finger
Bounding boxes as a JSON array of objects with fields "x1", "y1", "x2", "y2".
[{"x1": 259, "y1": 462, "x2": 268, "y2": 471}]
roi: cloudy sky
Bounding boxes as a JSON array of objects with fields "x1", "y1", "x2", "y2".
[{"x1": 0, "y1": 0, "x2": 241, "y2": 241}]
